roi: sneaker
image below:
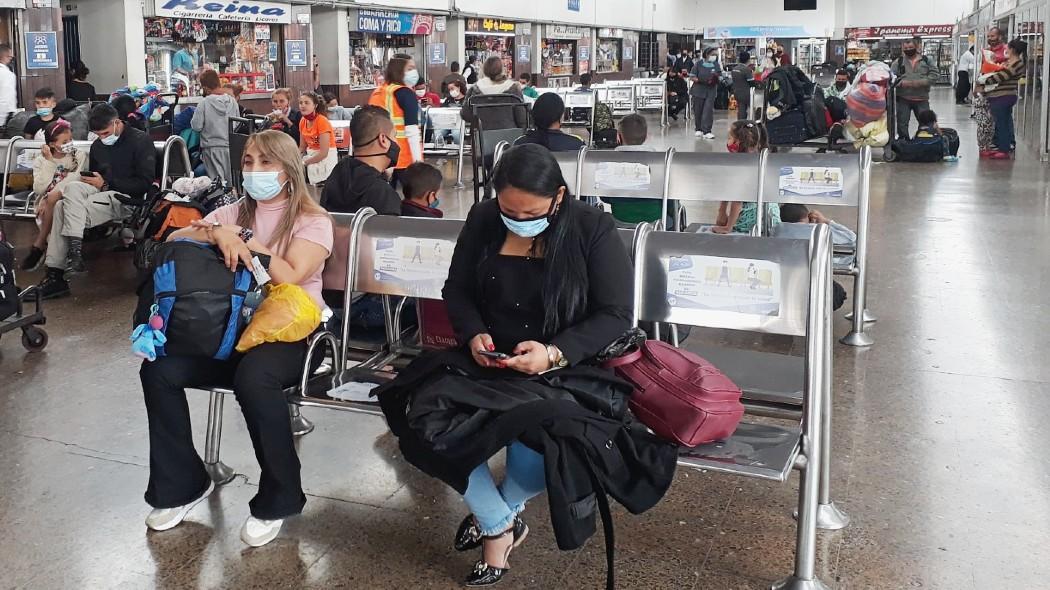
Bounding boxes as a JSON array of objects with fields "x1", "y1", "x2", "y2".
[
  {"x1": 66, "y1": 238, "x2": 86, "y2": 274},
  {"x1": 989, "y1": 151, "x2": 1012, "y2": 160},
  {"x1": 240, "y1": 515, "x2": 284, "y2": 547},
  {"x1": 694, "y1": 131, "x2": 703, "y2": 137},
  {"x1": 703, "y1": 133, "x2": 715, "y2": 140},
  {"x1": 37, "y1": 269, "x2": 71, "y2": 300},
  {"x1": 145, "y1": 480, "x2": 215, "y2": 532},
  {"x1": 20, "y1": 246, "x2": 44, "y2": 271},
  {"x1": 979, "y1": 149, "x2": 997, "y2": 159}
]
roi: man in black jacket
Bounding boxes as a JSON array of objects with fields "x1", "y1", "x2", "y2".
[
  {"x1": 319, "y1": 105, "x2": 402, "y2": 216},
  {"x1": 38, "y1": 103, "x2": 155, "y2": 299},
  {"x1": 665, "y1": 69, "x2": 688, "y2": 121}
]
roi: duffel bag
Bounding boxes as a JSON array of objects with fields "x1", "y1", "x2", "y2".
[
  {"x1": 893, "y1": 136, "x2": 946, "y2": 162},
  {"x1": 766, "y1": 108, "x2": 809, "y2": 145},
  {"x1": 603, "y1": 339, "x2": 744, "y2": 447},
  {"x1": 134, "y1": 239, "x2": 260, "y2": 360}
]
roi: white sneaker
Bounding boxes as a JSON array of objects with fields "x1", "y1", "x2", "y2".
[
  {"x1": 145, "y1": 480, "x2": 215, "y2": 531},
  {"x1": 694, "y1": 131, "x2": 703, "y2": 137},
  {"x1": 240, "y1": 515, "x2": 284, "y2": 547},
  {"x1": 703, "y1": 133, "x2": 715, "y2": 140}
]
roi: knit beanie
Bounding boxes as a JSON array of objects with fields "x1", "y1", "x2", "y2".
[
  {"x1": 532, "y1": 92, "x2": 565, "y2": 129},
  {"x1": 846, "y1": 83, "x2": 886, "y2": 126}
]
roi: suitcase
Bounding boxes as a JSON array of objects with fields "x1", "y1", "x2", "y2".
[{"x1": 766, "y1": 108, "x2": 809, "y2": 145}]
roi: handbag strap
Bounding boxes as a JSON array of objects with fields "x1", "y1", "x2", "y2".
[{"x1": 601, "y1": 344, "x2": 645, "y2": 369}]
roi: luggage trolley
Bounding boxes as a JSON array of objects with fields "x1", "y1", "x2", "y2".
[{"x1": 0, "y1": 223, "x2": 47, "y2": 352}]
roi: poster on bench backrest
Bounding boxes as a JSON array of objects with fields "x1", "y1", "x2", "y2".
[
  {"x1": 778, "y1": 166, "x2": 843, "y2": 198},
  {"x1": 594, "y1": 162, "x2": 651, "y2": 191},
  {"x1": 371, "y1": 237, "x2": 454, "y2": 299},
  {"x1": 664, "y1": 255, "x2": 781, "y2": 317}
]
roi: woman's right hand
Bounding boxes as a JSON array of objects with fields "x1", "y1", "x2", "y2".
[{"x1": 469, "y1": 333, "x2": 499, "y2": 368}]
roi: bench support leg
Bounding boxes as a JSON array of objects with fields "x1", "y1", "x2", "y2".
[
  {"x1": 844, "y1": 309, "x2": 878, "y2": 323},
  {"x1": 203, "y1": 390, "x2": 235, "y2": 486},
  {"x1": 289, "y1": 404, "x2": 314, "y2": 437},
  {"x1": 775, "y1": 450, "x2": 831, "y2": 590}
]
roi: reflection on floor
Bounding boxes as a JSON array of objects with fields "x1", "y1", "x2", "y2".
[{"x1": 3, "y1": 88, "x2": 1049, "y2": 589}]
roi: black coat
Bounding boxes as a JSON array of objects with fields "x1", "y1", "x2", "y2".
[
  {"x1": 89, "y1": 125, "x2": 155, "y2": 200},
  {"x1": 320, "y1": 158, "x2": 401, "y2": 215}
]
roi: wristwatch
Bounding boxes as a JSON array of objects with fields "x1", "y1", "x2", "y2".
[
  {"x1": 238, "y1": 227, "x2": 254, "y2": 243},
  {"x1": 546, "y1": 344, "x2": 568, "y2": 369}
]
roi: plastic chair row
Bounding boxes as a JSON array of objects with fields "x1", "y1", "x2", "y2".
[{"x1": 195, "y1": 208, "x2": 844, "y2": 589}]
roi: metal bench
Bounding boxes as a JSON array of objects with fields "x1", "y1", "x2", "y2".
[
  {"x1": 575, "y1": 147, "x2": 676, "y2": 227},
  {"x1": 759, "y1": 147, "x2": 875, "y2": 347},
  {"x1": 632, "y1": 221, "x2": 836, "y2": 589},
  {"x1": 421, "y1": 107, "x2": 469, "y2": 189}
]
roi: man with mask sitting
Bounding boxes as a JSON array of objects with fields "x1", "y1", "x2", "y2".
[
  {"x1": 823, "y1": 69, "x2": 852, "y2": 123},
  {"x1": 37, "y1": 103, "x2": 155, "y2": 299},
  {"x1": 319, "y1": 105, "x2": 402, "y2": 216}
]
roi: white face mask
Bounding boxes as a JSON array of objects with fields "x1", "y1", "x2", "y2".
[
  {"x1": 415, "y1": 89, "x2": 426, "y2": 97},
  {"x1": 449, "y1": 89, "x2": 462, "y2": 99}
]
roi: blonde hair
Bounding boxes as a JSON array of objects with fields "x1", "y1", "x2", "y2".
[
  {"x1": 236, "y1": 130, "x2": 328, "y2": 253},
  {"x1": 272, "y1": 87, "x2": 293, "y2": 100}
]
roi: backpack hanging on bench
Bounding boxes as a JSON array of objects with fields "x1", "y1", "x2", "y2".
[{"x1": 134, "y1": 239, "x2": 261, "y2": 360}]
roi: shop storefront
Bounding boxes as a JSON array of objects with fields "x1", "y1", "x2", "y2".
[
  {"x1": 348, "y1": 9, "x2": 434, "y2": 90},
  {"x1": 845, "y1": 24, "x2": 955, "y2": 83},
  {"x1": 465, "y1": 17, "x2": 516, "y2": 77},
  {"x1": 705, "y1": 26, "x2": 828, "y2": 72},
  {"x1": 143, "y1": 0, "x2": 292, "y2": 98},
  {"x1": 542, "y1": 24, "x2": 590, "y2": 87}
]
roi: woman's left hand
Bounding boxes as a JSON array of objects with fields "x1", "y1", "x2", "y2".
[{"x1": 501, "y1": 340, "x2": 551, "y2": 375}]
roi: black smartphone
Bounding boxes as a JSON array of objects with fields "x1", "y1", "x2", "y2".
[{"x1": 478, "y1": 350, "x2": 510, "y2": 360}]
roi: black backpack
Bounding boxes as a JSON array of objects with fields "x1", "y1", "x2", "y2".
[
  {"x1": 0, "y1": 223, "x2": 16, "y2": 322},
  {"x1": 134, "y1": 239, "x2": 261, "y2": 360}
]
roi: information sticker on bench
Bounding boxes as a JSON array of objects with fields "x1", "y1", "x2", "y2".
[
  {"x1": 778, "y1": 166, "x2": 844, "y2": 197},
  {"x1": 664, "y1": 255, "x2": 781, "y2": 317},
  {"x1": 594, "y1": 162, "x2": 651, "y2": 191},
  {"x1": 372, "y1": 237, "x2": 455, "y2": 299}
]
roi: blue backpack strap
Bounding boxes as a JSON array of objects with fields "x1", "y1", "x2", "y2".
[
  {"x1": 215, "y1": 268, "x2": 252, "y2": 360},
  {"x1": 153, "y1": 260, "x2": 176, "y2": 357}
]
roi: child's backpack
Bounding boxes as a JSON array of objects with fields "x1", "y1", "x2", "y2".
[
  {"x1": 0, "y1": 223, "x2": 17, "y2": 322},
  {"x1": 893, "y1": 129, "x2": 947, "y2": 162},
  {"x1": 134, "y1": 240, "x2": 260, "y2": 360}
]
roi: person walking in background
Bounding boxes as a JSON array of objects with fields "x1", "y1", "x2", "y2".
[
  {"x1": 462, "y1": 56, "x2": 479, "y2": 85},
  {"x1": 978, "y1": 39, "x2": 1027, "y2": 160},
  {"x1": 689, "y1": 48, "x2": 720, "y2": 139},
  {"x1": 369, "y1": 54, "x2": 424, "y2": 187},
  {"x1": 67, "y1": 61, "x2": 97, "y2": 102},
  {"x1": 0, "y1": 44, "x2": 16, "y2": 128},
  {"x1": 730, "y1": 52, "x2": 754, "y2": 121},
  {"x1": 891, "y1": 37, "x2": 939, "y2": 140},
  {"x1": 956, "y1": 46, "x2": 975, "y2": 105},
  {"x1": 191, "y1": 69, "x2": 240, "y2": 182}
]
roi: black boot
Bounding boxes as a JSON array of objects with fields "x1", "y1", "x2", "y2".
[
  {"x1": 20, "y1": 246, "x2": 44, "y2": 271},
  {"x1": 37, "y1": 268, "x2": 70, "y2": 300},
  {"x1": 66, "y1": 238, "x2": 86, "y2": 274}
]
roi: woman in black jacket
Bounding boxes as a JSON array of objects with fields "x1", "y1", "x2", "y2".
[{"x1": 376, "y1": 144, "x2": 675, "y2": 587}]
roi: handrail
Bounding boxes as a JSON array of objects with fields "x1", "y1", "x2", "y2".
[
  {"x1": 160, "y1": 134, "x2": 192, "y2": 191},
  {"x1": 339, "y1": 207, "x2": 376, "y2": 366},
  {"x1": 660, "y1": 147, "x2": 675, "y2": 230},
  {"x1": 841, "y1": 146, "x2": 874, "y2": 347},
  {"x1": 0, "y1": 136, "x2": 24, "y2": 209}
]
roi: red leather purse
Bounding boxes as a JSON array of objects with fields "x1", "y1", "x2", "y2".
[{"x1": 603, "y1": 340, "x2": 744, "y2": 447}]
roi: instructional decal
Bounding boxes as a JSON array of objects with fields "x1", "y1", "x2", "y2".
[
  {"x1": 372, "y1": 237, "x2": 454, "y2": 298},
  {"x1": 778, "y1": 166, "x2": 843, "y2": 197},
  {"x1": 664, "y1": 255, "x2": 781, "y2": 316},
  {"x1": 594, "y1": 162, "x2": 651, "y2": 191}
]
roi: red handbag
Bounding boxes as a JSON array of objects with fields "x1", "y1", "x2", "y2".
[{"x1": 603, "y1": 340, "x2": 744, "y2": 447}]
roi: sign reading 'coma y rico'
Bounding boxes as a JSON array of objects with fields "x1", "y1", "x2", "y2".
[{"x1": 155, "y1": 0, "x2": 292, "y2": 24}]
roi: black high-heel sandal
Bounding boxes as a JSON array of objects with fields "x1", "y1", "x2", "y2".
[
  {"x1": 454, "y1": 514, "x2": 528, "y2": 552},
  {"x1": 463, "y1": 528, "x2": 518, "y2": 587}
]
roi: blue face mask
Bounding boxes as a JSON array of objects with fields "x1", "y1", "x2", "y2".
[
  {"x1": 501, "y1": 214, "x2": 549, "y2": 238},
  {"x1": 404, "y1": 69, "x2": 420, "y2": 88},
  {"x1": 37, "y1": 107, "x2": 52, "y2": 117},
  {"x1": 100, "y1": 134, "x2": 119, "y2": 146},
  {"x1": 430, "y1": 197, "x2": 440, "y2": 209},
  {"x1": 242, "y1": 171, "x2": 286, "y2": 201}
]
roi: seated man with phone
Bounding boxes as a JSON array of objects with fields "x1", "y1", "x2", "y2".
[{"x1": 37, "y1": 103, "x2": 156, "y2": 299}]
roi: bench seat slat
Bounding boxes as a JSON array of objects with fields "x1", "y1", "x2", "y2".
[
  {"x1": 677, "y1": 422, "x2": 801, "y2": 482},
  {"x1": 688, "y1": 344, "x2": 804, "y2": 407}
]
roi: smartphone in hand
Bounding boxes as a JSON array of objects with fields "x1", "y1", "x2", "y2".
[{"x1": 478, "y1": 350, "x2": 510, "y2": 360}]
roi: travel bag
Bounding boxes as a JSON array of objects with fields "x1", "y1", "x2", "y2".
[
  {"x1": 603, "y1": 338, "x2": 744, "y2": 447},
  {"x1": 766, "y1": 108, "x2": 809, "y2": 145}
]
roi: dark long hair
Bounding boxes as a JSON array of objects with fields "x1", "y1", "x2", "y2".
[{"x1": 491, "y1": 144, "x2": 587, "y2": 336}]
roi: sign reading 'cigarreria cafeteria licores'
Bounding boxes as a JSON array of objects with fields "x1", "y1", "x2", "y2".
[{"x1": 154, "y1": 0, "x2": 292, "y2": 24}]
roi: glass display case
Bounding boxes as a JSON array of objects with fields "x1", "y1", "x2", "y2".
[
  {"x1": 465, "y1": 35, "x2": 514, "y2": 78},
  {"x1": 595, "y1": 38, "x2": 621, "y2": 73},
  {"x1": 543, "y1": 39, "x2": 577, "y2": 82}
]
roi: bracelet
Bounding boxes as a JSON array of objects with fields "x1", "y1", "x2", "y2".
[{"x1": 238, "y1": 227, "x2": 254, "y2": 243}]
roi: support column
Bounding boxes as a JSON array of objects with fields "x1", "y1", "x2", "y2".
[
  {"x1": 313, "y1": 7, "x2": 349, "y2": 88},
  {"x1": 76, "y1": 0, "x2": 146, "y2": 93},
  {"x1": 16, "y1": 6, "x2": 65, "y2": 108}
]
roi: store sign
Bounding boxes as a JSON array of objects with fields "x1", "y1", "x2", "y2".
[
  {"x1": 845, "y1": 24, "x2": 954, "y2": 39},
  {"x1": 704, "y1": 26, "x2": 815, "y2": 39},
  {"x1": 0, "y1": 0, "x2": 27, "y2": 8},
  {"x1": 155, "y1": 0, "x2": 292, "y2": 24},
  {"x1": 547, "y1": 24, "x2": 587, "y2": 39},
  {"x1": 598, "y1": 28, "x2": 623, "y2": 38},
  {"x1": 567, "y1": 0, "x2": 579, "y2": 12},
  {"x1": 467, "y1": 18, "x2": 516, "y2": 34},
  {"x1": 357, "y1": 10, "x2": 434, "y2": 35},
  {"x1": 435, "y1": 16, "x2": 446, "y2": 32},
  {"x1": 25, "y1": 31, "x2": 58, "y2": 70},
  {"x1": 285, "y1": 39, "x2": 307, "y2": 67},
  {"x1": 429, "y1": 42, "x2": 446, "y2": 65}
]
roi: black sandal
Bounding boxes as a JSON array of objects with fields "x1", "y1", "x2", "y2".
[
  {"x1": 454, "y1": 514, "x2": 528, "y2": 552},
  {"x1": 463, "y1": 527, "x2": 519, "y2": 587}
]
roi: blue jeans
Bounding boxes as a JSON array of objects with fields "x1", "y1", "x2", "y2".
[
  {"x1": 463, "y1": 441, "x2": 546, "y2": 536},
  {"x1": 989, "y1": 95, "x2": 1018, "y2": 152}
]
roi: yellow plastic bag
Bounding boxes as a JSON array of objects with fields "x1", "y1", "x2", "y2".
[{"x1": 236, "y1": 284, "x2": 322, "y2": 353}]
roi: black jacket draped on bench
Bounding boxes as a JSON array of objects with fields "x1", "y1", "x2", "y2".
[{"x1": 375, "y1": 199, "x2": 677, "y2": 588}]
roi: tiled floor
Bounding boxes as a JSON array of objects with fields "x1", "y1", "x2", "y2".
[{"x1": 3, "y1": 87, "x2": 1049, "y2": 589}]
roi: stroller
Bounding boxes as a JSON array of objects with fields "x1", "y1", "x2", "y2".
[
  {"x1": 0, "y1": 222, "x2": 48, "y2": 351},
  {"x1": 132, "y1": 176, "x2": 237, "y2": 272}
]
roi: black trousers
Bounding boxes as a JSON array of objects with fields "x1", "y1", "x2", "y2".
[
  {"x1": 955, "y1": 71, "x2": 971, "y2": 104},
  {"x1": 668, "y1": 94, "x2": 687, "y2": 117},
  {"x1": 140, "y1": 340, "x2": 308, "y2": 520}
]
